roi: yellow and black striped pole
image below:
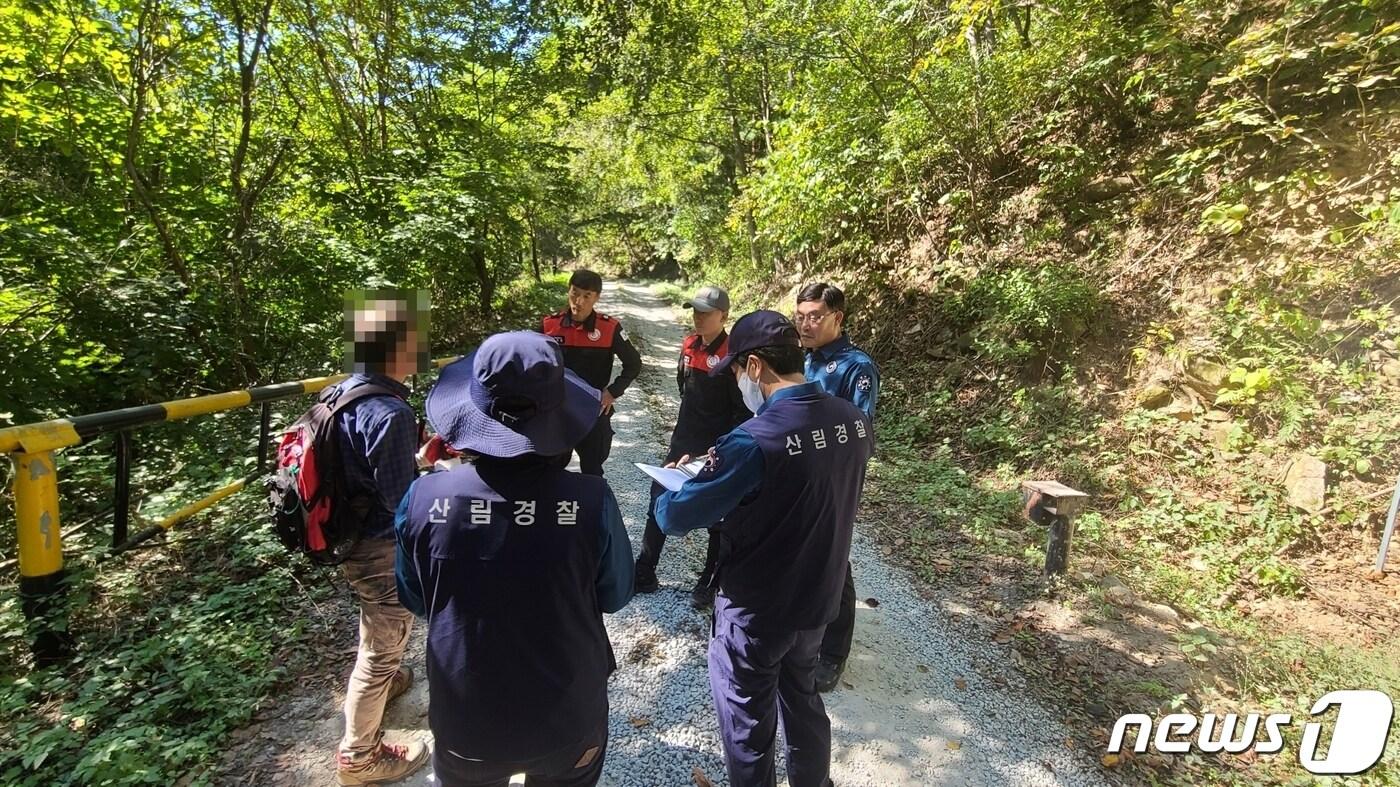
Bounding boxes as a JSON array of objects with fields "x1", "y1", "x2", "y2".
[
  {"x1": 1, "y1": 357, "x2": 462, "y2": 662},
  {"x1": 13, "y1": 450, "x2": 68, "y2": 664}
]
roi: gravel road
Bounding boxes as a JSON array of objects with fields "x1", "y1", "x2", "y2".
[{"x1": 234, "y1": 281, "x2": 1108, "y2": 787}]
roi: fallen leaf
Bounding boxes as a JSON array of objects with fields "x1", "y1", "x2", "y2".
[
  {"x1": 916, "y1": 664, "x2": 930, "y2": 673},
  {"x1": 629, "y1": 716, "x2": 651, "y2": 728},
  {"x1": 864, "y1": 597, "x2": 880, "y2": 608},
  {"x1": 947, "y1": 740, "x2": 962, "y2": 751},
  {"x1": 692, "y1": 766, "x2": 715, "y2": 787},
  {"x1": 1101, "y1": 753, "x2": 1121, "y2": 767},
  {"x1": 954, "y1": 678, "x2": 968, "y2": 690}
]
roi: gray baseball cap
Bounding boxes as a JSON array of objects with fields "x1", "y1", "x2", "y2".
[{"x1": 683, "y1": 285, "x2": 730, "y2": 313}]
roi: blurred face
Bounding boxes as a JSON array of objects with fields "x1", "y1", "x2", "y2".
[
  {"x1": 387, "y1": 327, "x2": 422, "y2": 379},
  {"x1": 692, "y1": 308, "x2": 726, "y2": 339},
  {"x1": 351, "y1": 300, "x2": 426, "y2": 380},
  {"x1": 794, "y1": 299, "x2": 843, "y2": 348},
  {"x1": 568, "y1": 286, "x2": 600, "y2": 321}
]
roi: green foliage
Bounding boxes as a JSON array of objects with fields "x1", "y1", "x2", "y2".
[
  {"x1": 0, "y1": 497, "x2": 332, "y2": 786},
  {"x1": 0, "y1": 0, "x2": 591, "y2": 427},
  {"x1": 1200, "y1": 202, "x2": 1249, "y2": 236},
  {"x1": 948, "y1": 265, "x2": 1101, "y2": 363},
  {"x1": 1214, "y1": 365, "x2": 1274, "y2": 406},
  {"x1": 1153, "y1": 0, "x2": 1400, "y2": 192},
  {"x1": 869, "y1": 443, "x2": 1024, "y2": 561}
]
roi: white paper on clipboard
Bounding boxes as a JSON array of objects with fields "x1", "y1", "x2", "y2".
[{"x1": 633, "y1": 458, "x2": 708, "y2": 492}]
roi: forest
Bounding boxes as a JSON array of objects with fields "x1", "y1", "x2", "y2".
[{"x1": 2, "y1": 0, "x2": 1399, "y2": 784}]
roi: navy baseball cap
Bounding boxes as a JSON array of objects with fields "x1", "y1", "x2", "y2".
[
  {"x1": 427, "y1": 331, "x2": 601, "y2": 457},
  {"x1": 709, "y1": 309, "x2": 801, "y2": 376}
]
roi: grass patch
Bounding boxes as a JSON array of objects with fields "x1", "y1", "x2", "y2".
[{"x1": 0, "y1": 494, "x2": 340, "y2": 786}]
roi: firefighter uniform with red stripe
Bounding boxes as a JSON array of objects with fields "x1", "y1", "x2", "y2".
[
  {"x1": 636, "y1": 330, "x2": 750, "y2": 593},
  {"x1": 541, "y1": 309, "x2": 643, "y2": 475}
]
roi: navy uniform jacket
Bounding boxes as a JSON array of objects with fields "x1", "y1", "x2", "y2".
[
  {"x1": 671, "y1": 331, "x2": 750, "y2": 455},
  {"x1": 806, "y1": 335, "x2": 879, "y2": 419},
  {"x1": 395, "y1": 456, "x2": 633, "y2": 761},
  {"x1": 655, "y1": 382, "x2": 873, "y2": 633},
  {"x1": 541, "y1": 310, "x2": 643, "y2": 400}
]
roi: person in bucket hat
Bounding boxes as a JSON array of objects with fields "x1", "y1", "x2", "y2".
[{"x1": 395, "y1": 331, "x2": 635, "y2": 787}]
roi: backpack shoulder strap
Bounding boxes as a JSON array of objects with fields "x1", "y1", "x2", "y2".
[{"x1": 323, "y1": 382, "x2": 403, "y2": 417}]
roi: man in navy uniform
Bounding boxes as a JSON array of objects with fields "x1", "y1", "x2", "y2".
[
  {"x1": 655, "y1": 310, "x2": 874, "y2": 787},
  {"x1": 634, "y1": 285, "x2": 749, "y2": 609},
  {"x1": 541, "y1": 269, "x2": 643, "y2": 476},
  {"x1": 396, "y1": 331, "x2": 634, "y2": 787},
  {"x1": 795, "y1": 282, "x2": 880, "y2": 693}
]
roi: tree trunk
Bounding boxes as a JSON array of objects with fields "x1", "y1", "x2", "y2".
[
  {"x1": 529, "y1": 220, "x2": 541, "y2": 282},
  {"x1": 124, "y1": 1, "x2": 191, "y2": 290},
  {"x1": 722, "y1": 66, "x2": 762, "y2": 272},
  {"x1": 472, "y1": 220, "x2": 494, "y2": 317}
]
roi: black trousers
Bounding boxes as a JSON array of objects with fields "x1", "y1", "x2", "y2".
[
  {"x1": 432, "y1": 717, "x2": 608, "y2": 787},
  {"x1": 818, "y1": 563, "x2": 856, "y2": 663},
  {"x1": 638, "y1": 483, "x2": 721, "y2": 580},
  {"x1": 637, "y1": 444, "x2": 720, "y2": 580},
  {"x1": 574, "y1": 412, "x2": 613, "y2": 476}
]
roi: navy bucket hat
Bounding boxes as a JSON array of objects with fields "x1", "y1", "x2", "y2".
[{"x1": 427, "y1": 331, "x2": 601, "y2": 458}]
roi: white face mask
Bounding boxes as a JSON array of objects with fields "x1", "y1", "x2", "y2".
[{"x1": 738, "y1": 367, "x2": 765, "y2": 414}]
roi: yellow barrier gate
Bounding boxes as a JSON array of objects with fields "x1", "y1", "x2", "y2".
[{"x1": 2, "y1": 357, "x2": 460, "y2": 664}]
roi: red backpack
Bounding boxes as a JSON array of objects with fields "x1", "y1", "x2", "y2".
[{"x1": 265, "y1": 382, "x2": 399, "y2": 564}]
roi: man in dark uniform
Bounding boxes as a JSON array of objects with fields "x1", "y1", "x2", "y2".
[
  {"x1": 396, "y1": 331, "x2": 634, "y2": 787},
  {"x1": 634, "y1": 285, "x2": 749, "y2": 608},
  {"x1": 795, "y1": 282, "x2": 880, "y2": 693},
  {"x1": 655, "y1": 310, "x2": 874, "y2": 787},
  {"x1": 541, "y1": 269, "x2": 643, "y2": 476}
]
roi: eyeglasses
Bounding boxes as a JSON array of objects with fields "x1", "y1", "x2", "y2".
[{"x1": 792, "y1": 311, "x2": 832, "y2": 326}]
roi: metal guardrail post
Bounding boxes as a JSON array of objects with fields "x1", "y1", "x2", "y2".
[
  {"x1": 1375, "y1": 473, "x2": 1400, "y2": 574},
  {"x1": 257, "y1": 401, "x2": 272, "y2": 474},
  {"x1": 114, "y1": 432, "x2": 131, "y2": 547},
  {"x1": 1, "y1": 355, "x2": 464, "y2": 664},
  {"x1": 14, "y1": 450, "x2": 71, "y2": 664}
]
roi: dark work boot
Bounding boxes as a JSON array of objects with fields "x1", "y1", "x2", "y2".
[
  {"x1": 689, "y1": 579, "x2": 716, "y2": 611},
  {"x1": 814, "y1": 656, "x2": 845, "y2": 693},
  {"x1": 635, "y1": 560, "x2": 659, "y2": 594}
]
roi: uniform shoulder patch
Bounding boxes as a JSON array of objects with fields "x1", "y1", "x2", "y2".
[{"x1": 700, "y1": 446, "x2": 722, "y2": 476}]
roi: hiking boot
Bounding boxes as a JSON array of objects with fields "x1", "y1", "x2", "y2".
[
  {"x1": 336, "y1": 739, "x2": 429, "y2": 786},
  {"x1": 635, "y1": 561, "x2": 659, "y2": 594},
  {"x1": 387, "y1": 666, "x2": 413, "y2": 704},
  {"x1": 689, "y1": 580, "x2": 715, "y2": 611},
  {"x1": 814, "y1": 657, "x2": 845, "y2": 693}
]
